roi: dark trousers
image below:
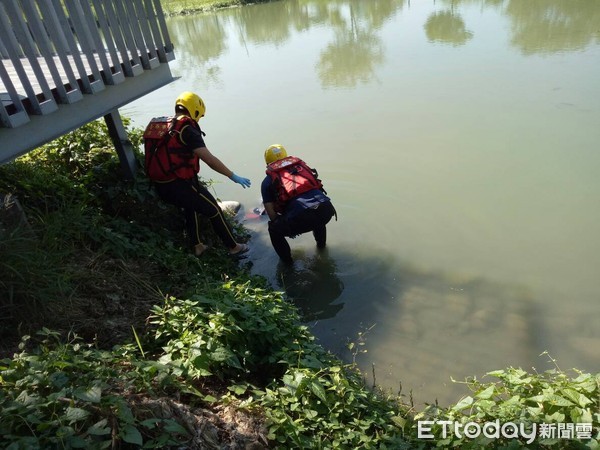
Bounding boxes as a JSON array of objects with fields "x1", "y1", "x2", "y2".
[
  {"x1": 268, "y1": 201, "x2": 335, "y2": 263},
  {"x1": 154, "y1": 178, "x2": 237, "y2": 250}
]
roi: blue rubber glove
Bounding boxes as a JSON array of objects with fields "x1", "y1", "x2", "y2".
[{"x1": 230, "y1": 173, "x2": 251, "y2": 188}]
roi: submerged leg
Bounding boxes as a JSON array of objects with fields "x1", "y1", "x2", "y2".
[
  {"x1": 268, "y1": 219, "x2": 293, "y2": 264},
  {"x1": 313, "y1": 226, "x2": 326, "y2": 248}
]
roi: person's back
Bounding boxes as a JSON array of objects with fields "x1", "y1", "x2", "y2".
[{"x1": 260, "y1": 144, "x2": 336, "y2": 264}]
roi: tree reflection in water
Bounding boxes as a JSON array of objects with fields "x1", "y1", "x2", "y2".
[{"x1": 424, "y1": 10, "x2": 473, "y2": 46}]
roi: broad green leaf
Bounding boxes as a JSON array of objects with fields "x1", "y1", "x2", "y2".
[
  {"x1": 283, "y1": 371, "x2": 305, "y2": 393},
  {"x1": 211, "y1": 347, "x2": 233, "y2": 362},
  {"x1": 116, "y1": 403, "x2": 135, "y2": 423},
  {"x1": 192, "y1": 353, "x2": 211, "y2": 370},
  {"x1": 579, "y1": 409, "x2": 594, "y2": 423},
  {"x1": 66, "y1": 407, "x2": 89, "y2": 423},
  {"x1": 203, "y1": 394, "x2": 218, "y2": 403},
  {"x1": 311, "y1": 381, "x2": 327, "y2": 403},
  {"x1": 474, "y1": 399, "x2": 495, "y2": 411},
  {"x1": 300, "y1": 355, "x2": 324, "y2": 369},
  {"x1": 305, "y1": 409, "x2": 318, "y2": 419},
  {"x1": 527, "y1": 406, "x2": 543, "y2": 417},
  {"x1": 88, "y1": 419, "x2": 111, "y2": 436},
  {"x1": 505, "y1": 395, "x2": 522, "y2": 405},
  {"x1": 391, "y1": 415, "x2": 406, "y2": 428},
  {"x1": 16, "y1": 390, "x2": 38, "y2": 406},
  {"x1": 228, "y1": 384, "x2": 248, "y2": 395},
  {"x1": 121, "y1": 424, "x2": 143, "y2": 446},
  {"x1": 452, "y1": 396, "x2": 473, "y2": 411},
  {"x1": 48, "y1": 371, "x2": 69, "y2": 388},
  {"x1": 529, "y1": 394, "x2": 574, "y2": 407},
  {"x1": 74, "y1": 385, "x2": 102, "y2": 403},
  {"x1": 562, "y1": 388, "x2": 592, "y2": 407},
  {"x1": 476, "y1": 385, "x2": 495, "y2": 400},
  {"x1": 140, "y1": 418, "x2": 160, "y2": 428},
  {"x1": 544, "y1": 412, "x2": 566, "y2": 423},
  {"x1": 68, "y1": 435, "x2": 89, "y2": 448}
]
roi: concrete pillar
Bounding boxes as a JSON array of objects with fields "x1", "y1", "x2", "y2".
[{"x1": 104, "y1": 109, "x2": 137, "y2": 180}]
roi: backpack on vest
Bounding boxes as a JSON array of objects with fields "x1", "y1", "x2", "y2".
[
  {"x1": 266, "y1": 156, "x2": 324, "y2": 207},
  {"x1": 143, "y1": 116, "x2": 199, "y2": 182}
]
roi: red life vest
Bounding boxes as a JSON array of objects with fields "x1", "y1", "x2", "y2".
[
  {"x1": 266, "y1": 156, "x2": 324, "y2": 211},
  {"x1": 143, "y1": 115, "x2": 200, "y2": 182}
]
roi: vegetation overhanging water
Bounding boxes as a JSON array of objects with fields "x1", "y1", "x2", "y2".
[{"x1": 0, "y1": 115, "x2": 598, "y2": 450}]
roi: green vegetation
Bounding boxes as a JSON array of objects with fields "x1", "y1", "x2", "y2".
[
  {"x1": 161, "y1": 0, "x2": 268, "y2": 16},
  {"x1": 1, "y1": 119, "x2": 598, "y2": 448},
  {"x1": 0, "y1": 119, "x2": 411, "y2": 448},
  {"x1": 417, "y1": 361, "x2": 600, "y2": 449}
]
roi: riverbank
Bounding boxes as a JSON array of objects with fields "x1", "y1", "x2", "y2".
[
  {"x1": 161, "y1": 0, "x2": 271, "y2": 16},
  {"x1": 0, "y1": 120, "x2": 414, "y2": 448},
  {"x1": 1, "y1": 116, "x2": 598, "y2": 450}
]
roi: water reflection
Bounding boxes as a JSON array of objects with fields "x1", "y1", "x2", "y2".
[
  {"x1": 276, "y1": 248, "x2": 344, "y2": 321},
  {"x1": 167, "y1": 0, "x2": 405, "y2": 89},
  {"x1": 504, "y1": 0, "x2": 600, "y2": 54},
  {"x1": 167, "y1": 0, "x2": 600, "y2": 93},
  {"x1": 236, "y1": 2, "x2": 294, "y2": 45},
  {"x1": 424, "y1": 10, "x2": 473, "y2": 46},
  {"x1": 317, "y1": 6, "x2": 384, "y2": 88},
  {"x1": 436, "y1": 0, "x2": 600, "y2": 53},
  {"x1": 168, "y1": 15, "x2": 228, "y2": 86},
  {"x1": 304, "y1": 248, "x2": 542, "y2": 406},
  {"x1": 315, "y1": 0, "x2": 404, "y2": 87},
  {"x1": 251, "y1": 239, "x2": 546, "y2": 406}
]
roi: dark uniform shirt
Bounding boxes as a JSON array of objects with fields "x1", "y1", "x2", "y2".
[{"x1": 179, "y1": 118, "x2": 206, "y2": 150}]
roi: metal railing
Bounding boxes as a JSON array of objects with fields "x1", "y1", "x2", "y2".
[
  {"x1": 0, "y1": 0, "x2": 175, "y2": 173},
  {"x1": 0, "y1": 0, "x2": 174, "y2": 129}
]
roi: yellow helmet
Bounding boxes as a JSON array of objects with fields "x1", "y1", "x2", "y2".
[
  {"x1": 264, "y1": 144, "x2": 288, "y2": 165},
  {"x1": 175, "y1": 91, "x2": 206, "y2": 121}
]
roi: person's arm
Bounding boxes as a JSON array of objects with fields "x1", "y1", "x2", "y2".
[
  {"x1": 260, "y1": 176, "x2": 279, "y2": 221},
  {"x1": 194, "y1": 146, "x2": 233, "y2": 177},
  {"x1": 194, "y1": 146, "x2": 251, "y2": 188}
]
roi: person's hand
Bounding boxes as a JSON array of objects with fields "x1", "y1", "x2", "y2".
[{"x1": 230, "y1": 173, "x2": 251, "y2": 188}]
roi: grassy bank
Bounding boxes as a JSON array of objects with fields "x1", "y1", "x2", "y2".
[
  {"x1": 161, "y1": 0, "x2": 270, "y2": 15},
  {"x1": 1, "y1": 117, "x2": 598, "y2": 449},
  {"x1": 0, "y1": 120, "x2": 412, "y2": 448}
]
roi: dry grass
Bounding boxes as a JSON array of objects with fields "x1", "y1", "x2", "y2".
[{"x1": 0, "y1": 247, "x2": 165, "y2": 357}]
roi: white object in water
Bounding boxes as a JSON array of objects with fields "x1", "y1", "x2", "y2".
[{"x1": 218, "y1": 200, "x2": 241, "y2": 216}]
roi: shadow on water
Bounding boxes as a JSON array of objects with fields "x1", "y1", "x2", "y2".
[
  {"x1": 275, "y1": 248, "x2": 345, "y2": 322},
  {"x1": 245, "y1": 218, "x2": 545, "y2": 407}
]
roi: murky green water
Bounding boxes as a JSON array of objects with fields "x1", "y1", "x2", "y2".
[{"x1": 125, "y1": 0, "x2": 600, "y2": 407}]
